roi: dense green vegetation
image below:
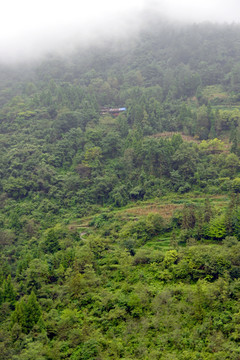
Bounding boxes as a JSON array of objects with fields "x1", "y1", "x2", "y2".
[{"x1": 1, "y1": 19, "x2": 240, "y2": 359}]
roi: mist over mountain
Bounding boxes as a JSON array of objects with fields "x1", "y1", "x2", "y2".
[
  {"x1": 0, "y1": 0, "x2": 239, "y2": 62},
  {"x1": 2, "y1": 3, "x2": 240, "y2": 359}
]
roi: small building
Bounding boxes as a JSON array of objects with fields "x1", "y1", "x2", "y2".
[{"x1": 100, "y1": 107, "x2": 126, "y2": 116}]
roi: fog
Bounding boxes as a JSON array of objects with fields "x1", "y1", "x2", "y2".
[{"x1": 1, "y1": 0, "x2": 240, "y2": 62}]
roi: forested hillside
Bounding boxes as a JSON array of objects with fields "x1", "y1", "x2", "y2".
[{"x1": 1, "y1": 20, "x2": 240, "y2": 359}]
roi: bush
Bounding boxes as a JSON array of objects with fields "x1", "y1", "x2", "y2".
[{"x1": 223, "y1": 236, "x2": 238, "y2": 247}]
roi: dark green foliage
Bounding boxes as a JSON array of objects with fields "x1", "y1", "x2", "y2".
[
  {"x1": 71, "y1": 340, "x2": 100, "y2": 360},
  {"x1": 1, "y1": 276, "x2": 16, "y2": 307},
  {"x1": 43, "y1": 229, "x2": 60, "y2": 253},
  {"x1": 1, "y1": 19, "x2": 240, "y2": 359},
  {"x1": 54, "y1": 110, "x2": 83, "y2": 135},
  {"x1": 181, "y1": 204, "x2": 196, "y2": 229},
  {"x1": 11, "y1": 291, "x2": 41, "y2": 334}
]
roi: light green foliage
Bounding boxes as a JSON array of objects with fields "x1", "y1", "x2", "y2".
[
  {"x1": 25, "y1": 259, "x2": 49, "y2": 291},
  {"x1": 199, "y1": 138, "x2": 225, "y2": 153},
  {"x1": 1, "y1": 20, "x2": 240, "y2": 360},
  {"x1": 119, "y1": 214, "x2": 165, "y2": 248},
  {"x1": 83, "y1": 146, "x2": 102, "y2": 168},
  {"x1": 217, "y1": 108, "x2": 240, "y2": 131},
  {"x1": 71, "y1": 340, "x2": 100, "y2": 360},
  {"x1": 12, "y1": 341, "x2": 46, "y2": 360},
  {"x1": 164, "y1": 250, "x2": 178, "y2": 266},
  {"x1": 206, "y1": 215, "x2": 227, "y2": 239},
  {"x1": 201, "y1": 85, "x2": 228, "y2": 102}
]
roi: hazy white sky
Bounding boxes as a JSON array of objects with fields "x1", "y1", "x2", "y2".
[{"x1": 1, "y1": 0, "x2": 240, "y2": 61}]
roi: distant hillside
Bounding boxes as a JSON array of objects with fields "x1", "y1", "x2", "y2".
[{"x1": 1, "y1": 19, "x2": 240, "y2": 359}]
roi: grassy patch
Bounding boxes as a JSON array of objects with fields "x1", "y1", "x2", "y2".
[{"x1": 143, "y1": 234, "x2": 171, "y2": 251}]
